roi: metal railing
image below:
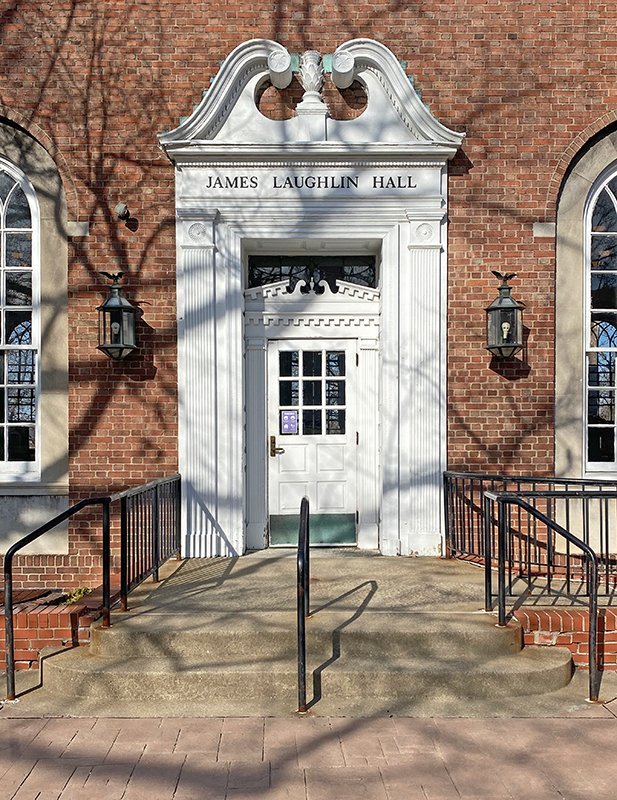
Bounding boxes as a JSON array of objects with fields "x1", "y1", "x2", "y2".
[
  {"x1": 297, "y1": 496, "x2": 310, "y2": 713},
  {"x1": 486, "y1": 491, "x2": 600, "y2": 702},
  {"x1": 444, "y1": 471, "x2": 617, "y2": 571},
  {"x1": 443, "y1": 471, "x2": 617, "y2": 700},
  {"x1": 3, "y1": 474, "x2": 181, "y2": 701},
  {"x1": 480, "y1": 489, "x2": 617, "y2": 600},
  {"x1": 116, "y1": 475, "x2": 181, "y2": 611}
]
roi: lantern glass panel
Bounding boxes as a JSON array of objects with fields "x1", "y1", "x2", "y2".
[
  {"x1": 488, "y1": 309, "x2": 521, "y2": 349},
  {"x1": 486, "y1": 301, "x2": 523, "y2": 358},
  {"x1": 122, "y1": 310, "x2": 135, "y2": 347},
  {"x1": 109, "y1": 309, "x2": 124, "y2": 344}
]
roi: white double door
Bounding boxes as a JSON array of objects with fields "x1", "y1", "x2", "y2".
[{"x1": 267, "y1": 338, "x2": 357, "y2": 545}]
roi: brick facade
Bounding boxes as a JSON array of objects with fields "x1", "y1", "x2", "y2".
[{"x1": 0, "y1": 3, "x2": 615, "y2": 586}]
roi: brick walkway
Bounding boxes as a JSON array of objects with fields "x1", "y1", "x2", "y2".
[{"x1": 3, "y1": 714, "x2": 617, "y2": 799}]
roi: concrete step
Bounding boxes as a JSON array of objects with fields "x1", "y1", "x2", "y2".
[
  {"x1": 90, "y1": 611, "x2": 523, "y2": 662},
  {"x1": 42, "y1": 649, "x2": 298, "y2": 715},
  {"x1": 318, "y1": 647, "x2": 574, "y2": 703},
  {"x1": 39, "y1": 639, "x2": 572, "y2": 717},
  {"x1": 314, "y1": 648, "x2": 576, "y2": 717}
]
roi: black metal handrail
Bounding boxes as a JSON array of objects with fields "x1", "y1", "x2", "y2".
[
  {"x1": 485, "y1": 491, "x2": 600, "y2": 702},
  {"x1": 444, "y1": 470, "x2": 617, "y2": 563},
  {"x1": 113, "y1": 474, "x2": 181, "y2": 611},
  {"x1": 3, "y1": 474, "x2": 181, "y2": 702},
  {"x1": 297, "y1": 496, "x2": 310, "y2": 713},
  {"x1": 3, "y1": 496, "x2": 111, "y2": 701},
  {"x1": 481, "y1": 489, "x2": 617, "y2": 602}
]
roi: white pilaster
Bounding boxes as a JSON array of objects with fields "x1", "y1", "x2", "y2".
[
  {"x1": 402, "y1": 209, "x2": 447, "y2": 555},
  {"x1": 216, "y1": 222, "x2": 244, "y2": 551},
  {"x1": 245, "y1": 337, "x2": 267, "y2": 549},
  {"x1": 357, "y1": 337, "x2": 380, "y2": 549},
  {"x1": 178, "y1": 211, "x2": 243, "y2": 557},
  {"x1": 398, "y1": 218, "x2": 413, "y2": 553},
  {"x1": 380, "y1": 225, "x2": 402, "y2": 556}
]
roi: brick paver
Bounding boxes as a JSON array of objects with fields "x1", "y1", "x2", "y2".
[{"x1": 2, "y1": 714, "x2": 617, "y2": 799}]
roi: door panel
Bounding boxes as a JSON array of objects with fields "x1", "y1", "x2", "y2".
[
  {"x1": 316, "y1": 481, "x2": 346, "y2": 510},
  {"x1": 268, "y1": 339, "x2": 357, "y2": 545}
]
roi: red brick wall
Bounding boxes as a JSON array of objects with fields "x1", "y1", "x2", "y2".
[{"x1": 1, "y1": 2, "x2": 616, "y2": 583}]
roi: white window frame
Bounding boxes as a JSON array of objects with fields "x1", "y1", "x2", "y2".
[
  {"x1": 0, "y1": 158, "x2": 41, "y2": 481},
  {"x1": 584, "y1": 163, "x2": 617, "y2": 472}
]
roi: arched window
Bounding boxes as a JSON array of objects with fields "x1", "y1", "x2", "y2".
[
  {"x1": 586, "y1": 168, "x2": 617, "y2": 467},
  {"x1": 0, "y1": 161, "x2": 38, "y2": 473},
  {"x1": 555, "y1": 129, "x2": 617, "y2": 478}
]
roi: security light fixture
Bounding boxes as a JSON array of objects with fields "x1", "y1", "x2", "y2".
[
  {"x1": 485, "y1": 271, "x2": 524, "y2": 359},
  {"x1": 114, "y1": 202, "x2": 130, "y2": 221},
  {"x1": 97, "y1": 272, "x2": 137, "y2": 360}
]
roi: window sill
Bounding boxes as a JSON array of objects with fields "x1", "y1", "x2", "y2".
[{"x1": 0, "y1": 483, "x2": 69, "y2": 496}]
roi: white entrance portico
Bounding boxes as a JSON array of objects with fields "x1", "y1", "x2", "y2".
[{"x1": 159, "y1": 38, "x2": 464, "y2": 558}]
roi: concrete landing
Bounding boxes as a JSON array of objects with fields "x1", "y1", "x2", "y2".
[{"x1": 129, "y1": 550, "x2": 490, "y2": 614}]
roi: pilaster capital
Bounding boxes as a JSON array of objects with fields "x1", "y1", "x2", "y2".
[{"x1": 177, "y1": 208, "x2": 219, "y2": 248}]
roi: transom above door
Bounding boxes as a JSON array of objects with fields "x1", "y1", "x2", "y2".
[
  {"x1": 268, "y1": 338, "x2": 357, "y2": 546},
  {"x1": 248, "y1": 254, "x2": 377, "y2": 293}
]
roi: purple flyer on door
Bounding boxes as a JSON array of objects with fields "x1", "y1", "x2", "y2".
[{"x1": 281, "y1": 411, "x2": 298, "y2": 434}]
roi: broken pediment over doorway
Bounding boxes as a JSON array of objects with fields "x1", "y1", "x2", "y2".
[{"x1": 159, "y1": 38, "x2": 464, "y2": 157}]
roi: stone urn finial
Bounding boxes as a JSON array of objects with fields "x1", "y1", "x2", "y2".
[
  {"x1": 296, "y1": 49, "x2": 327, "y2": 134},
  {"x1": 299, "y1": 50, "x2": 324, "y2": 100}
]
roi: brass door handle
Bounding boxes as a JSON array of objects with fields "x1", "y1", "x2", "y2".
[{"x1": 270, "y1": 435, "x2": 285, "y2": 457}]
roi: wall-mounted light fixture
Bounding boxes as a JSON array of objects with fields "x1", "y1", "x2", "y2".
[
  {"x1": 114, "y1": 203, "x2": 130, "y2": 221},
  {"x1": 97, "y1": 272, "x2": 137, "y2": 360},
  {"x1": 485, "y1": 271, "x2": 524, "y2": 359}
]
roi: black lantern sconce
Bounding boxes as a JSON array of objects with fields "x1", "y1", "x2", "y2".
[
  {"x1": 485, "y1": 271, "x2": 524, "y2": 359},
  {"x1": 97, "y1": 272, "x2": 137, "y2": 360}
]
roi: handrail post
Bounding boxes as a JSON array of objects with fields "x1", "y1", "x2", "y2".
[
  {"x1": 4, "y1": 553, "x2": 16, "y2": 701},
  {"x1": 175, "y1": 476, "x2": 182, "y2": 558},
  {"x1": 483, "y1": 495, "x2": 493, "y2": 611},
  {"x1": 443, "y1": 473, "x2": 452, "y2": 558},
  {"x1": 120, "y1": 496, "x2": 129, "y2": 612},
  {"x1": 297, "y1": 496, "x2": 310, "y2": 713},
  {"x1": 497, "y1": 497, "x2": 507, "y2": 626},
  {"x1": 152, "y1": 486, "x2": 160, "y2": 583},
  {"x1": 588, "y1": 556, "x2": 600, "y2": 702},
  {"x1": 102, "y1": 498, "x2": 111, "y2": 628},
  {"x1": 304, "y1": 502, "x2": 310, "y2": 620}
]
